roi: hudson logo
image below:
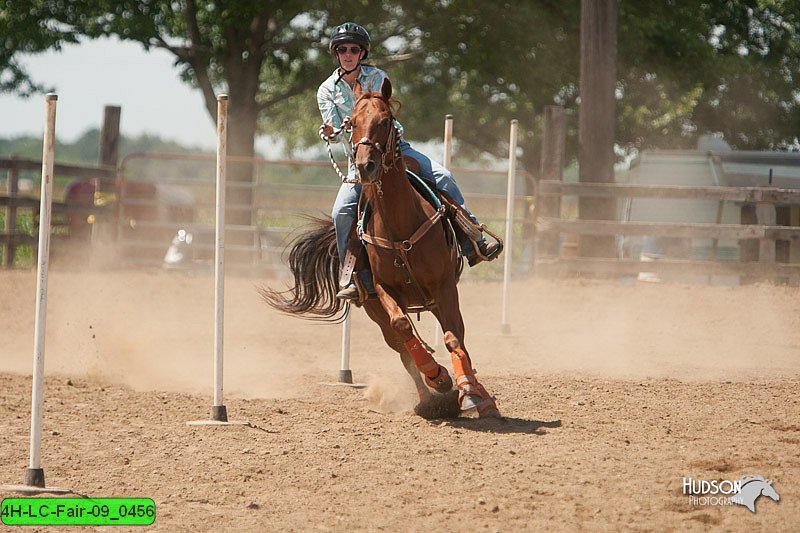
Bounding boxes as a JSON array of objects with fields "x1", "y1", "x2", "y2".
[{"x1": 682, "y1": 475, "x2": 780, "y2": 512}]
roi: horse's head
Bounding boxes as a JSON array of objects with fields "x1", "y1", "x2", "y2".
[
  {"x1": 733, "y1": 476, "x2": 781, "y2": 512},
  {"x1": 351, "y1": 78, "x2": 400, "y2": 184},
  {"x1": 761, "y1": 480, "x2": 780, "y2": 502}
]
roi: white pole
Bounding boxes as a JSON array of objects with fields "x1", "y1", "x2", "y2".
[
  {"x1": 433, "y1": 115, "x2": 454, "y2": 348},
  {"x1": 501, "y1": 120, "x2": 519, "y2": 335},
  {"x1": 212, "y1": 94, "x2": 228, "y2": 421},
  {"x1": 339, "y1": 305, "x2": 353, "y2": 383},
  {"x1": 443, "y1": 115, "x2": 454, "y2": 168},
  {"x1": 25, "y1": 93, "x2": 57, "y2": 488}
]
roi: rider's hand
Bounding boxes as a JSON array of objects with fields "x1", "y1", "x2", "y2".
[{"x1": 319, "y1": 124, "x2": 338, "y2": 142}]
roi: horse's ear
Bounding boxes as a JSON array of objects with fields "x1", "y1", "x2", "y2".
[
  {"x1": 381, "y1": 77, "x2": 392, "y2": 100},
  {"x1": 354, "y1": 80, "x2": 363, "y2": 99}
]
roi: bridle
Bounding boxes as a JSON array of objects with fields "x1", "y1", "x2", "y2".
[
  {"x1": 322, "y1": 95, "x2": 401, "y2": 187},
  {"x1": 351, "y1": 95, "x2": 402, "y2": 192}
]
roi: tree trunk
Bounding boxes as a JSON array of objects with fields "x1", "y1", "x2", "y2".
[
  {"x1": 220, "y1": 48, "x2": 262, "y2": 262},
  {"x1": 226, "y1": 99, "x2": 258, "y2": 227},
  {"x1": 578, "y1": 0, "x2": 618, "y2": 258},
  {"x1": 537, "y1": 105, "x2": 566, "y2": 257}
]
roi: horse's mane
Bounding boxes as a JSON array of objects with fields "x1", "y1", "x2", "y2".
[
  {"x1": 739, "y1": 475, "x2": 768, "y2": 486},
  {"x1": 355, "y1": 91, "x2": 402, "y2": 116}
]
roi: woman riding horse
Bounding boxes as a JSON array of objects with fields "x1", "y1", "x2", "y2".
[
  {"x1": 317, "y1": 22, "x2": 501, "y2": 301},
  {"x1": 264, "y1": 73, "x2": 501, "y2": 418}
]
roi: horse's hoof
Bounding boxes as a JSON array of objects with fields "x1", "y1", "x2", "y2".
[
  {"x1": 460, "y1": 394, "x2": 481, "y2": 411},
  {"x1": 460, "y1": 393, "x2": 501, "y2": 418},
  {"x1": 424, "y1": 366, "x2": 452, "y2": 394},
  {"x1": 428, "y1": 374, "x2": 452, "y2": 394}
]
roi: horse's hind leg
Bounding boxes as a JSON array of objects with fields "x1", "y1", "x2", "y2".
[{"x1": 363, "y1": 301, "x2": 445, "y2": 404}]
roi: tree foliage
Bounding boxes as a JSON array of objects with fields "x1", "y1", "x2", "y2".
[
  {"x1": 263, "y1": 0, "x2": 800, "y2": 177},
  {"x1": 618, "y1": 0, "x2": 800, "y2": 152},
  {"x1": 3, "y1": 0, "x2": 800, "y2": 178}
]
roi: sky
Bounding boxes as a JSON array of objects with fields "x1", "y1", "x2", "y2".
[
  {"x1": 0, "y1": 37, "x2": 280, "y2": 155},
  {"x1": 0, "y1": 36, "x2": 451, "y2": 163}
]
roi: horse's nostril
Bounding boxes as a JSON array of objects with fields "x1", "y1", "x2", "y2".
[{"x1": 365, "y1": 161, "x2": 376, "y2": 173}]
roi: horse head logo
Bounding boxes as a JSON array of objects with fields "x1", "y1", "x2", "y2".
[{"x1": 730, "y1": 475, "x2": 780, "y2": 513}]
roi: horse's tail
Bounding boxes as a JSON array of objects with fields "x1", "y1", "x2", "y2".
[{"x1": 259, "y1": 216, "x2": 346, "y2": 322}]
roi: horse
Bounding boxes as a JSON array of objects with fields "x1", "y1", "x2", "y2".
[
  {"x1": 262, "y1": 77, "x2": 499, "y2": 419},
  {"x1": 730, "y1": 475, "x2": 780, "y2": 513}
]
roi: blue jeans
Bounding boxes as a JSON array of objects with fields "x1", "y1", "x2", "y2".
[{"x1": 331, "y1": 140, "x2": 480, "y2": 267}]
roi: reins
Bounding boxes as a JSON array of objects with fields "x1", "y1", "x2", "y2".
[
  {"x1": 322, "y1": 92, "x2": 402, "y2": 186},
  {"x1": 322, "y1": 117, "x2": 359, "y2": 184}
]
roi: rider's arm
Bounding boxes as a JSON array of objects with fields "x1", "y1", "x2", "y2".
[{"x1": 317, "y1": 82, "x2": 343, "y2": 139}]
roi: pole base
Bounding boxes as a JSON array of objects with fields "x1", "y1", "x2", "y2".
[
  {"x1": 501, "y1": 323, "x2": 511, "y2": 335},
  {"x1": 23, "y1": 468, "x2": 45, "y2": 488},
  {"x1": 0, "y1": 475, "x2": 71, "y2": 494},
  {"x1": 338, "y1": 370, "x2": 353, "y2": 384},
  {"x1": 210, "y1": 405, "x2": 228, "y2": 422}
]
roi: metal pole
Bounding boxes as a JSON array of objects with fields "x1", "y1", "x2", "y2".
[
  {"x1": 25, "y1": 93, "x2": 57, "y2": 488},
  {"x1": 339, "y1": 304, "x2": 353, "y2": 383},
  {"x1": 501, "y1": 120, "x2": 519, "y2": 335},
  {"x1": 433, "y1": 115, "x2": 454, "y2": 348},
  {"x1": 212, "y1": 94, "x2": 228, "y2": 422}
]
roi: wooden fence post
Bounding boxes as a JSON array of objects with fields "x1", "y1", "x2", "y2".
[
  {"x1": 756, "y1": 201, "x2": 776, "y2": 263},
  {"x1": 3, "y1": 159, "x2": 19, "y2": 267},
  {"x1": 98, "y1": 106, "x2": 121, "y2": 173},
  {"x1": 578, "y1": 0, "x2": 618, "y2": 258},
  {"x1": 92, "y1": 106, "x2": 121, "y2": 260},
  {"x1": 537, "y1": 105, "x2": 566, "y2": 257}
]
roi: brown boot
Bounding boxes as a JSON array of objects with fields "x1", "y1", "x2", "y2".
[
  {"x1": 467, "y1": 240, "x2": 502, "y2": 267},
  {"x1": 336, "y1": 284, "x2": 360, "y2": 300}
]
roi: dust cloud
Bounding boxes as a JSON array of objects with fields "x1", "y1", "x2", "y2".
[{"x1": 2, "y1": 269, "x2": 799, "y2": 402}]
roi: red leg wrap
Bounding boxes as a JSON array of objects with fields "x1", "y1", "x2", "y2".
[
  {"x1": 404, "y1": 337, "x2": 440, "y2": 378},
  {"x1": 451, "y1": 347, "x2": 498, "y2": 415},
  {"x1": 450, "y1": 347, "x2": 474, "y2": 380}
]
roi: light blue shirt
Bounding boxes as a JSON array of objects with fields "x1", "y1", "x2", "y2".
[{"x1": 317, "y1": 65, "x2": 405, "y2": 139}]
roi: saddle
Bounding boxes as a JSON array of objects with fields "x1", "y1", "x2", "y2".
[
  {"x1": 340, "y1": 158, "x2": 499, "y2": 306},
  {"x1": 403, "y1": 159, "x2": 504, "y2": 259}
]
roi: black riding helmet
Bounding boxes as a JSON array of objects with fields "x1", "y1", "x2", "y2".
[{"x1": 329, "y1": 22, "x2": 371, "y2": 60}]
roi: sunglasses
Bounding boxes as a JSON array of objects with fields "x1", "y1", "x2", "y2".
[{"x1": 335, "y1": 45, "x2": 362, "y2": 55}]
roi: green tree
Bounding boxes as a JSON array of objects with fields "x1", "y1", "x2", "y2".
[
  {"x1": 1, "y1": 1, "x2": 427, "y2": 224},
  {"x1": 618, "y1": 0, "x2": 800, "y2": 152},
  {"x1": 4, "y1": 0, "x2": 800, "y2": 178}
]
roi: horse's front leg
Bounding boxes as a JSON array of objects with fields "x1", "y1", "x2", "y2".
[
  {"x1": 362, "y1": 300, "x2": 431, "y2": 403},
  {"x1": 433, "y1": 283, "x2": 500, "y2": 418},
  {"x1": 373, "y1": 284, "x2": 452, "y2": 394}
]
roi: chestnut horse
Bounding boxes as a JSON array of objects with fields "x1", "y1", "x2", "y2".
[{"x1": 262, "y1": 78, "x2": 499, "y2": 418}]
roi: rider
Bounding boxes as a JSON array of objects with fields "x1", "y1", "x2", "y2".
[{"x1": 318, "y1": 22, "x2": 501, "y2": 301}]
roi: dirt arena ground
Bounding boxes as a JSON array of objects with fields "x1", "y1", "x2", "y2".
[{"x1": 1, "y1": 269, "x2": 799, "y2": 531}]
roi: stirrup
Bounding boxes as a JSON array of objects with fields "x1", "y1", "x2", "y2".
[{"x1": 468, "y1": 240, "x2": 502, "y2": 267}]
